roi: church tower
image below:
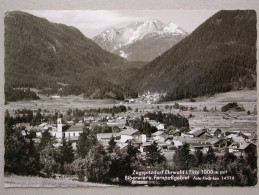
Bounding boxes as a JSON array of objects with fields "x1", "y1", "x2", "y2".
[{"x1": 57, "y1": 117, "x2": 63, "y2": 140}]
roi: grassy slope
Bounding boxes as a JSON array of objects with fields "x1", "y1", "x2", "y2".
[{"x1": 4, "y1": 174, "x2": 112, "y2": 187}]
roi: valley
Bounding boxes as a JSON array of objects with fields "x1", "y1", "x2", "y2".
[{"x1": 5, "y1": 89, "x2": 257, "y2": 134}]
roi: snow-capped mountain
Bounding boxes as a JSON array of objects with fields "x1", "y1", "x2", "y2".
[{"x1": 93, "y1": 20, "x2": 188, "y2": 61}]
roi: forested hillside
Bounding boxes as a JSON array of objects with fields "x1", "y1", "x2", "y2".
[
  {"x1": 4, "y1": 11, "x2": 133, "y2": 100},
  {"x1": 128, "y1": 10, "x2": 257, "y2": 100}
]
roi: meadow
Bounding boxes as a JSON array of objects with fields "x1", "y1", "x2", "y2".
[{"x1": 4, "y1": 174, "x2": 112, "y2": 187}]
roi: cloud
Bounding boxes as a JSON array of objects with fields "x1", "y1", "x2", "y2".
[
  {"x1": 24, "y1": 10, "x2": 217, "y2": 38},
  {"x1": 26, "y1": 10, "x2": 146, "y2": 37}
]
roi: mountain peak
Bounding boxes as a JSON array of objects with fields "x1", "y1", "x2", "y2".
[
  {"x1": 93, "y1": 19, "x2": 188, "y2": 58},
  {"x1": 162, "y1": 22, "x2": 188, "y2": 35}
]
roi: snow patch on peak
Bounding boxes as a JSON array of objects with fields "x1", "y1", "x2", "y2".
[
  {"x1": 119, "y1": 50, "x2": 128, "y2": 59},
  {"x1": 162, "y1": 23, "x2": 187, "y2": 35}
]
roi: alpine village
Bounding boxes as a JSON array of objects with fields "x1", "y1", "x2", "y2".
[{"x1": 4, "y1": 10, "x2": 257, "y2": 186}]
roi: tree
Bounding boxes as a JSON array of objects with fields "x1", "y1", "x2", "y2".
[
  {"x1": 173, "y1": 143, "x2": 192, "y2": 170},
  {"x1": 108, "y1": 136, "x2": 117, "y2": 153},
  {"x1": 39, "y1": 145, "x2": 58, "y2": 177},
  {"x1": 203, "y1": 106, "x2": 208, "y2": 112},
  {"x1": 85, "y1": 143, "x2": 111, "y2": 182},
  {"x1": 193, "y1": 149, "x2": 204, "y2": 167},
  {"x1": 106, "y1": 142, "x2": 139, "y2": 184},
  {"x1": 4, "y1": 127, "x2": 40, "y2": 175},
  {"x1": 72, "y1": 158, "x2": 88, "y2": 181},
  {"x1": 204, "y1": 147, "x2": 217, "y2": 164},
  {"x1": 56, "y1": 137, "x2": 74, "y2": 173},
  {"x1": 146, "y1": 141, "x2": 166, "y2": 166},
  {"x1": 38, "y1": 130, "x2": 56, "y2": 152},
  {"x1": 77, "y1": 128, "x2": 98, "y2": 157}
]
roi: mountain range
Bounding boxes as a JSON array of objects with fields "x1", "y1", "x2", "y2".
[
  {"x1": 93, "y1": 20, "x2": 188, "y2": 61},
  {"x1": 4, "y1": 10, "x2": 257, "y2": 102}
]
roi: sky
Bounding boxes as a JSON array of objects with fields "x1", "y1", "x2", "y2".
[{"x1": 26, "y1": 10, "x2": 218, "y2": 38}]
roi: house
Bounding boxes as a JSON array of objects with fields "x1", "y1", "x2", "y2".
[
  {"x1": 228, "y1": 142, "x2": 256, "y2": 156},
  {"x1": 139, "y1": 142, "x2": 152, "y2": 153},
  {"x1": 181, "y1": 132, "x2": 194, "y2": 137},
  {"x1": 15, "y1": 123, "x2": 31, "y2": 131},
  {"x1": 171, "y1": 136, "x2": 203, "y2": 148},
  {"x1": 120, "y1": 128, "x2": 142, "y2": 143},
  {"x1": 189, "y1": 142, "x2": 211, "y2": 153},
  {"x1": 157, "y1": 142, "x2": 170, "y2": 151},
  {"x1": 228, "y1": 143, "x2": 239, "y2": 154},
  {"x1": 206, "y1": 138, "x2": 227, "y2": 149},
  {"x1": 107, "y1": 119, "x2": 119, "y2": 126},
  {"x1": 149, "y1": 120, "x2": 159, "y2": 127},
  {"x1": 170, "y1": 130, "x2": 181, "y2": 136},
  {"x1": 123, "y1": 139, "x2": 142, "y2": 149},
  {"x1": 193, "y1": 129, "x2": 206, "y2": 137},
  {"x1": 35, "y1": 130, "x2": 42, "y2": 138},
  {"x1": 209, "y1": 128, "x2": 223, "y2": 137},
  {"x1": 226, "y1": 134, "x2": 247, "y2": 144},
  {"x1": 238, "y1": 143, "x2": 256, "y2": 156},
  {"x1": 152, "y1": 131, "x2": 168, "y2": 142},
  {"x1": 66, "y1": 121, "x2": 74, "y2": 125},
  {"x1": 21, "y1": 130, "x2": 28, "y2": 136},
  {"x1": 96, "y1": 133, "x2": 120, "y2": 147},
  {"x1": 156, "y1": 123, "x2": 166, "y2": 130},
  {"x1": 83, "y1": 116, "x2": 95, "y2": 123}
]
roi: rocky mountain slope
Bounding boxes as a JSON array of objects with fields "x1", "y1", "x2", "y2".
[{"x1": 93, "y1": 20, "x2": 188, "y2": 61}]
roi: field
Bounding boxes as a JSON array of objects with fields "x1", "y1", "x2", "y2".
[
  {"x1": 4, "y1": 174, "x2": 112, "y2": 187},
  {"x1": 5, "y1": 89, "x2": 257, "y2": 133}
]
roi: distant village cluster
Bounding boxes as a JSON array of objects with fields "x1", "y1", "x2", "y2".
[
  {"x1": 123, "y1": 91, "x2": 166, "y2": 104},
  {"x1": 16, "y1": 109, "x2": 257, "y2": 158}
]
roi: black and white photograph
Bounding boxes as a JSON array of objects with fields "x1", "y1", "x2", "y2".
[{"x1": 3, "y1": 8, "x2": 257, "y2": 187}]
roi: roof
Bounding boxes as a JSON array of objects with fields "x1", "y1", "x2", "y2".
[
  {"x1": 16, "y1": 123, "x2": 31, "y2": 128},
  {"x1": 231, "y1": 136, "x2": 246, "y2": 144},
  {"x1": 173, "y1": 136, "x2": 204, "y2": 143},
  {"x1": 193, "y1": 129, "x2": 206, "y2": 137},
  {"x1": 152, "y1": 131, "x2": 166, "y2": 136},
  {"x1": 127, "y1": 138, "x2": 142, "y2": 144},
  {"x1": 157, "y1": 142, "x2": 170, "y2": 146},
  {"x1": 97, "y1": 133, "x2": 120, "y2": 139},
  {"x1": 239, "y1": 143, "x2": 256, "y2": 150},
  {"x1": 120, "y1": 128, "x2": 139, "y2": 136},
  {"x1": 210, "y1": 128, "x2": 222, "y2": 133},
  {"x1": 66, "y1": 125, "x2": 84, "y2": 132},
  {"x1": 142, "y1": 142, "x2": 152, "y2": 147},
  {"x1": 206, "y1": 138, "x2": 221, "y2": 145},
  {"x1": 190, "y1": 143, "x2": 211, "y2": 148}
]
